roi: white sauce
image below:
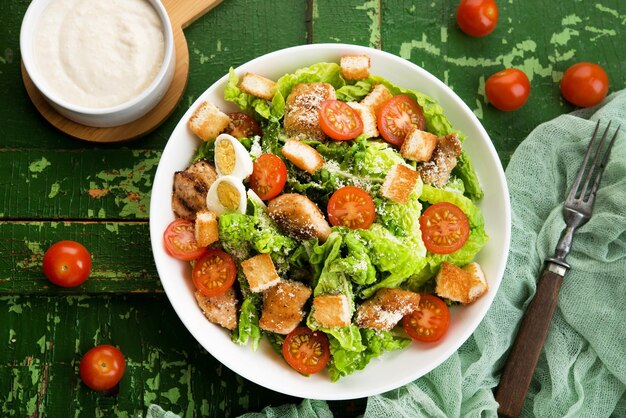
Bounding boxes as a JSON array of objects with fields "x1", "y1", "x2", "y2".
[{"x1": 33, "y1": 0, "x2": 165, "y2": 109}]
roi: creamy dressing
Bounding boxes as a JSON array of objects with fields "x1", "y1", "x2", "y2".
[{"x1": 33, "y1": 0, "x2": 165, "y2": 109}]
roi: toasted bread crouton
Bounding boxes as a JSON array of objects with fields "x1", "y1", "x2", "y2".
[
  {"x1": 355, "y1": 288, "x2": 421, "y2": 331},
  {"x1": 435, "y1": 262, "x2": 488, "y2": 304},
  {"x1": 347, "y1": 102, "x2": 379, "y2": 138},
  {"x1": 281, "y1": 138, "x2": 324, "y2": 174},
  {"x1": 284, "y1": 82, "x2": 336, "y2": 141},
  {"x1": 268, "y1": 193, "x2": 332, "y2": 243},
  {"x1": 401, "y1": 127, "x2": 439, "y2": 162},
  {"x1": 381, "y1": 164, "x2": 420, "y2": 205},
  {"x1": 195, "y1": 210, "x2": 219, "y2": 247},
  {"x1": 420, "y1": 133, "x2": 462, "y2": 188},
  {"x1": 312, "y1": 294, "x2": 351, "y2": 328},
  {"x1": 194, "y1": 289, "x2": 238, "y2": 330},
  {"x1": 259, "y1": 281, "x2": 312, "y2": 334},
  {"x1": 360, "y1": 84, "x2": 393, "y2": 115},
  {"x1": 241, "y1": 253, "x2": 281, "y2": 293},
  {"x1": 239, "y1": 72, "x2": 277, "y2": 100},
  {"x1": 188, "y1": 101, "x2": 230, "y2": 141},
  {"x1": 340, "y1": 54, "x2": 370, "y2": 80}
]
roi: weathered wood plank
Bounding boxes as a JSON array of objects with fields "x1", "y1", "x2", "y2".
[
  {"x1": 311, "y1": 0, "x2": 381, "y2": 47},
  {"x1": 0, "y1": 149, "x2": 161, "y2": 220},
  {"x1": 0, "y1": 295, "x2": 365, "y2": 417},
  {"x1": 0, "y1": 221, "x2": 161, "y2": 294}
]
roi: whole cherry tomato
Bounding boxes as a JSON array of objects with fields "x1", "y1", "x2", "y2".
[
  {"x1": 485, "y1": 68, "x2": 531, "y2": 111},
  {"x1": 560, "y1": 62, "x2": 609, "y2": 107},
  {"x1": 457, "y1": 0, "x2": 499, "y2": 37},
  {"x1": 79, "y1": 345, "x2": 126, "y2": 391},
  {"x1": 42, "y1": 240, "x2": 92, "y2": 287}
]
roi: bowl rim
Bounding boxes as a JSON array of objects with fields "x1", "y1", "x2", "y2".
[
  {"x1": 19, "y1": 0, "x2": 175, "y2": 115},
  {"x1": 149, "y1": 43, "x2": 512, "y2": 399}
]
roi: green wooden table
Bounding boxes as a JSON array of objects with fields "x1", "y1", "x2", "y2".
[{"x1": 1, "y1": 1, "x2": 625, "y2": 416}]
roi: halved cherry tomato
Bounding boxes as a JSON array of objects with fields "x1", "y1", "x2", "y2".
[
  {"x1": 485, "y1": 68, "x2": 531, "y2": 111},
  {"x1": 456, "y1": 0, "x2": 498, "y2": 37},
  {"x1": 282, "y1": 327, "x2": 330, "y2": 374},
  {"x1": 377, "y1": 94, "x2": 424, "y2": 147},
  {"x1": 192, "y1": 249, "x2": 236, "y2": 297},
  {"x1": 419, "y1": 202, "x2": 470, "y2": 254},
  {"x1": 42, "y1": 240, "x2": 92, "y2": 287},
  {"x1": 327, "y1": 186, "x2": 376, "y2": 229},
  {"x1": 319, "y1": 100, "x2": 363, "y2": 140},
  {"x1": 225, "y1": 112, "x2": 262, "y2": 138},
  {"x1": 163, "y1": 219, "x2": 207, "y2": 261},
  {"x1": 79, "y1": 345, "x2": 126, "y2": 391},
  {"x1": 250, "y1": 153, "x2": 288, "y2": 200},
  {"x1": 402, "y1": 294, "x2": 451, "y2": 342},
  {"x1": 560, "y1": 62, "x2": 609, "y2": 107}
]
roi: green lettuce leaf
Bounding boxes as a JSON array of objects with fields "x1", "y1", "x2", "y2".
[
  {"x1": 327, "y1": 329, "x2": 411, "y2": 381},
  {"x1": 452, "y1": 150, "x2": 484, "y2": 200}
]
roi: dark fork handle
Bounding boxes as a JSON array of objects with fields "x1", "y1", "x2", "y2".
[{"x1": 495, "y1": 268, "x2": 564, "y2": 417}]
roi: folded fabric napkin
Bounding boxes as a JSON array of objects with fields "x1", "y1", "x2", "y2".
[{"x1": 149, "y1": 90, "x2": 626, "y2": 418}]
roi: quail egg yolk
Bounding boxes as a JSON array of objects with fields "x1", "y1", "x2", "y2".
[{"x1": 215, "y1": 140, "x2": 236, "y2": 175}]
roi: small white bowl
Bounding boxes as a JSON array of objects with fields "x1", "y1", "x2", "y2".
[{"x1": 20, "y1": 0, "x2": 175, "y2": 128}]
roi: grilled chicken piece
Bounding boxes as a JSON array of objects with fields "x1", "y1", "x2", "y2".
[
  {"x1": 267, "y1": 193, "x2": 331, "y2": 242},
  {"x1": 355, "y1": 288, "x2": 421, "y2": 331},
  {"x1": 259, "y1": 281, "x2": 312, "y2": 334},
  {"x1": 194, "y1": 288, "x2": 238, "y2": 330},
  {"x1": 419, "y1": 133, "x2": 462, "y2": 188},
  {"x1": 172, "y1": 161, "x2": 218, "y2": 219},
  {"x1": 284, "y1": 82, "x2": 336, "y2": 141}
]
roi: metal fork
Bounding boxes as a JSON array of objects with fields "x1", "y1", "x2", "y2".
[{"x1": 495, "y1": 121, "x2": 620, "y2": 418}]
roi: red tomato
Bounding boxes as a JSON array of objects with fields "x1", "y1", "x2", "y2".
[
  {"x1": 327, "y1": 186, "x2": 376, "y2": 229},
  {"x1": 560, "y1": 62, "x2": 609, "y2": 107},
  {"x1": 42, "y1": 240, "x2": 92, "y2": 287},
  {"x1": 485, "y1": 68, "x2": 531, "y2": 111},
  {"x1": 79, "y1": 345, "x2": 126, "y2": 391},
  {"x1": 282, "y1": 327, "x2": 330, "y2": 374},
  {"x1": 420, "y1": 202, "x2": 470, "y2": 254},
  {"x1": 192, "y1": 249, "x2": 236, "y2": 297},
  {"x1": 319, "y1": 100, "x2": 363, "y2": 140},
  {"x1": 377, "y1": 94, "x2": 424, "y2": 147},
  {"x1": 163, "y1": 219, "x2": 207, "y2": 261},
  {"x1": 456, "y1": 0, "x2": 498, "y2": 37},
  {"x1": 402, "y1": 294, "x2": 451, "y2": 342},
  {"x1": 225, "y1": 112, "x2": 262, "y2": 138},
  {"x1": 250, "y1": 153, "x2": 288, "y2": 200}
]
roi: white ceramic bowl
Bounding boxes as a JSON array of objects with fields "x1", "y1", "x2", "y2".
[
  {"x1": 149, "y1": 44, "x2": 511, "y2": 400},
  {"x1": 20, "y1": 0, "x2": 175, "y2": 128}
]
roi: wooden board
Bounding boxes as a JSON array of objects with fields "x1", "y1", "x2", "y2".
[{"x1": 21, "y1": 0, "x2": 222, "y2": 143}]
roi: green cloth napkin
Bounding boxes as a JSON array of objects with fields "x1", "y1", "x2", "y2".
[{"x1": 148, "y1": 90, "x2": 626, "y2": 418}]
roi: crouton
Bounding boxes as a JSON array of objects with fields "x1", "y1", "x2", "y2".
[
  {"x1": 312, "y1": 294, "x2": 351, "y2": 328},
  {"x1": 355, "y1": 288, "x2": 421, "y2": 331},
  {"x1": 259, "y1": 281, "x2": 312, "y2": 334},
  {"x1": 284, "y1": 82, "x2": 336, "y2": 141},
  {"x1": 401, "y1": 127, "x2": 439, "y2": 162},
  {"x1": 188, "y1": 101, "x2": 230, "y2": 141},
  {"x1": 347, "y1": 102, "x2": 379, "y2": 138},
  {"x1": 194, "y1": 210, "x2": 219, "y2": 248},
  {"x1": 381, "y1": 164, "x2": 420, "y2": 205},
  {"x1": 241, "y1": 253, "x2": 281, "y2": 293},
  {"x1": 281, "y1": 138, "x2": 325, "y2": 174},
  {"x1": 435, "y1": 262, "x2": 488, "y2": 304},
  {"x1": 360, "y1": 84, "x2": 393, "y2": 115},
  {"x1": 194, "y1": 289, "x2": 238, "y2": 330},
  {"x1": 419, "y1": 133, "x2": 462, "y2": 188},
  {"x1": 239, "y1": 72, "x2": 277, "y2": 100},
  {"x1": 340, "y1": 54, "x2": 370, "y2": 80}
]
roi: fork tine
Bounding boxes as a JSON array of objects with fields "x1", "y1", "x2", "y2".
[
  {"x1": 584, "y1": 125, "x2": 620, "y2": 203},
  {"x1": 579, "y1": 121, "x2": 612, "y2": 200},
  {"x1": 566, "y1": 120, "x2": 601, "y2": 202}
]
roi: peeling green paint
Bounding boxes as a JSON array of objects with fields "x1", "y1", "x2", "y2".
[
  {"x1": 550, "y1": 27, "x2": 579, "y2": 46},
  {"x1": 36, "y1": 335, "x2": 46, "y2": 354},
  {"x1": 48, "y1": 182, "x2": 60, "y2": 198},
  {"x1": 440, "y1": 26, "x2": 448, "y2": 43},
  {"x1": 161, "y1": 387, "x2": 181, "y2": 404},
  {"x1": 584, "y1": 26, "x2": 616, "y2": 41},
  {"x1": 399, "y1": 34, "x2": 441, "y2": 59},
  {"x1": 29, "y1": 157, "x2": 51, "y2": 174},
  {"x1": 8, "y1": 328, "x2": 16, "y2": 342},
  {"x1": 355, "y1": 0, "x2": 380, "y2": 48},
  {"x1": 562, "y1": 14, "x2": 582, "y2": 26},
  {"x1": 98, "y1": 208, "x2": 106, "y2": 219}
]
